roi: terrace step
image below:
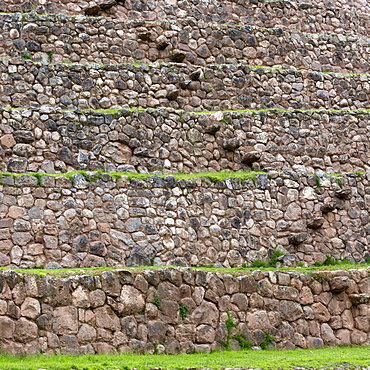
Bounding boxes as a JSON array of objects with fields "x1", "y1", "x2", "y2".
[
  {"x1": 0, "y1": 170, "x2": 369, "y2": 269},
  {"x1": 1, "y1": 267, "x2": 369, "y2": 354},
  {"x1": 1, "y1": 0, "x2": 370, "y2": 38},
  {"x1": 2, "y1": 61, "x2": 370, "y2": 112},
  {"x1": 0, "y1": 14, "x2": 369, "y2": 73},
  {"x1": 1, "y1": 106, "x2": 370, "y2": 174}
]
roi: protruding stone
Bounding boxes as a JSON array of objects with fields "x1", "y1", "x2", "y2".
[
  {"x1": 241, "y1": 151, "x2": 261, "y2": 164},
  {"x1": 330, "y1": 276, "x2": 351, "y2": 293},
  {"x1": 288, "y1": 233, "x2": 308, "y2": 245},
  {"x1": 307, "y1": 217, "x2": 324, "y2": 229}
]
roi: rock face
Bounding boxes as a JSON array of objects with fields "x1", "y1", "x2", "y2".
[
  {"x1": 2, "y1": 107, "x2": 370, "y2": 175},
  {"x1": 0, "y1": 267, "x2": 369, "y2": 354},
  {"x1": 3, "y1": 62, "x2": 370, "y2": 112},
  {"x1": 0, "y1": 0, "x2": 369, "y2": 37},
  {"x1": 0, "y1": 12, "x2": 368, "y2": 72},
  {"x1": 0, "y1": 172, "x2": 368, "y2": 269},
  {"x1": 1, "y1": 0, "x2": 370, "y2": 358}
]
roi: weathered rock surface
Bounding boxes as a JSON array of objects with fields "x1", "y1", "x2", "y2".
[{"x1": 0, "y1": 267, "x2": 369, "y2": 354}]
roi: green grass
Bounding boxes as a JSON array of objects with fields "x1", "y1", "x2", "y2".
[
  {"x1": 0, "y1": 170, "x2": 260, "y2": 184},
  {"x1": 1, "y1": 346, "x2": 370, "y2": 369},
  {"x1": 1, "y1": 260, "x2": 369, "y2": 278}
]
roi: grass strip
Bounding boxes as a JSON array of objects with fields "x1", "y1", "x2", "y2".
[
  {"x1": 0, "y1": 169, "x2": 365, "y2": 185},
  {"x1": 1, "y1": 262, "x2": 369, "y2": 278},
  {"x1": 0, "y1": 346, "x2": 370, "y2": 369},
  {"x1": 0, "y1": 170, "x2": 261, "y2": 184}
]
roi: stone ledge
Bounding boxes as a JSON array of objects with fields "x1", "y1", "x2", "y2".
[
  {"x1": 2, "y1": 60, "x2": 370, "y2": 112},
  {"x1": 0, "y1": 170, "x2": 370, "y2": 268},
  {"x1": 1, "y1": 0, "x2": 370, "y2": 39},
  {"x1": 0, "y1": 266, "x2": 369, "y2": 354},
  {"x1": 0, "y1": 14, "x2": 369, "y2": 73},
  {"x1": 1, "y1": 106, "x2": 370, "y2": 174}
]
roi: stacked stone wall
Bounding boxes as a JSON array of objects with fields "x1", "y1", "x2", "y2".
[
  {"x1": 0, "y1": 267, "x2": 369, "y2": 355},
  {"x1": 0, "y1": 171, "x2": 370, "y2": 269},
  {"x1": 294, "y1": 0, "x2": 370, "y2": 13},
  {"x1": 1, "y1": 15, "x2": 369, "y2": 73},
  {"x1": 1, "y1": 107, "x2": 369, "y2": 175},
  {"x1": 2, "y1": 61, "x2": 370, "y2": 111},
  {"x1": 1, "y1": 0, "x2": 370, "y2": 40}
]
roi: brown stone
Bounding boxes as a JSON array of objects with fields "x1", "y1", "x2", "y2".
[
  {"x1": 95, "y1": 306, "x2": 120, "y2": 331},
  {"x1": 52, "y1": 306, "x2": 78, "y2": 335},
  {"x1": 312, "y1": 303, "x2": 331, "y2": 322},
  {"x1": 95, "y1": 342, "x2": 117, "y2": 354},
  {"x1": 84, "y1": 4, "x2": 100, "y2": 15},
  {"x1": 90, "y1": 290, "x2": 106, "y2": 308},
  {"x1": 335, "y1": 329, "x2": 351, "y2": 346},
  {"x1": 0, "y1": 316, "x2": 15, "y2": 338},
  {"x1": 176, "y1": 324, "x2": 196, "y2": 342},
  {"x1": 148, "y1": 321, "x2": 167, "y2": 343},
  {"x1": 247, "y1": 310, "x2": 271, "y2": 331},
  {"x1": 13, "y1": 318, "x2": 38, "y2": 342},
  {"x1": 196, "y1": 324, "x2": 215, "y2": 344},
  {"x1": 279, "y1": 300, "x2": 303, "y2": 321},
  {"x1": 0, "y1": 134, "x2": 16, "y2": 148},
  {"x1": 164, "y1": 338, "x2": 180, "y2": 354},
  {"x1": 231, "y1": 293, "x2": 248, "y2": 311},
  {"x1": 191, "y1": 301, "x2": 219, "y2": 326},
  {"x1": 320, "y1": 323, "x2": 337, "y2": 345},
  {"x1": 134, "y1": 275, "x2": 148, "y2": 293},
  {"x1": 159, "y1": 300, "x2": 179, "y2": 324},
  {"x1": 330, "y1": 276, "x2": 351, "y2": 293},
  {"x1": 341, "y1": 309, "x2": 354, "y2": 330},
  {"x1": 77, "y1": 324, "x2": 97, "y2": 344},
  {"x1": 274, "y1": 286, "x2": 299, "y2": 301},
  {"x1": 299, "y1": 286, "x2": 314, "y2": 305},
  {"x1": 350, "y1": 329, "x2": 368, "y2": 345},
  {"x1": 306, "y1": 336, "x2": 323, "y2": 349},
  {"x1": 239, "y1": 275, "x2": 257, "y2": 293},
  {"x1": 20, "y1": 297, "x2": 40, "y2": 319},
  {"x1": 158, "y1": 281, "x2": 180, "y2": 301},
  {"x1": 121, "y1": 316, "x2": 137, "y2": 338},
  {"x1": 349, "y1": 293, "x2": 370, "y2": 305}
]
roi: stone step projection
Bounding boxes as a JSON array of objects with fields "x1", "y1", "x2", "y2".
[
  {"x1": 0, "y1": 267, "x2": 369, "y2": 354},
  {"x1": 2, "y1": 61, "x2": 370, "y2": 112},
  {"x1": 0, "y1": 171, "x2": 369, "y2": 269},
  {"x1": 1, "y1": 14, "x2": 369, "y2": 73},
  {"x1": 1, "y1": 0, "x2": 370, "y2": 38},
  {"x1": 1, "y1": 107, "x2": 369, "y2": 175}
]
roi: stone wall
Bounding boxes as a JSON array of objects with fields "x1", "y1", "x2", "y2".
[
  {"x1": 1, "y1": 107, "x2": 370, "y2": 175},
  {"x1": 2, "y1": 61, "x2": 370, "y2": 111},
  {"x1": 0, "y1": 267, "x2": 369, "y2": 354},
  {"x1": 1, "y1": 0, "x2": 370, "y2": 39},
  {"x1": 294, "y1": 0, "x2": 370, "y2": 13},
  {"x1": 0, "y1": 171, "x2": 370, "y2": 269},
  {"x1": 1, "y1": 14, "x2": 369, "y2": 73}
]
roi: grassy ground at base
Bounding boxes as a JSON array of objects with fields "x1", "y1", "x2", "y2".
[{"x1": 0, "y1": 346, "x2": 370, "y2": 370}]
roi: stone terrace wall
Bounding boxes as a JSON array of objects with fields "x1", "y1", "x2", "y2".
[
  {"x1": 1, "y1": 15, "x2": 369, "y2": 73},
  {"x1": 0, "y1": 267, "x2": 369, "y2": 354},
  {"x1": 2, "y1": 61, "x2": 370, "y2": 111},
  {"x1": 1, "y1": 0, "x2": 370, "y2": 39},
  {"x1": 1, "y1": 107, "x2": 369, "y2": 175},
  {"x1": 296, "y1": 0, "x2": 370, "y2": 13},
  {"x1": 0, "y1": 171, "x2": 370, "y2": 269}
]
